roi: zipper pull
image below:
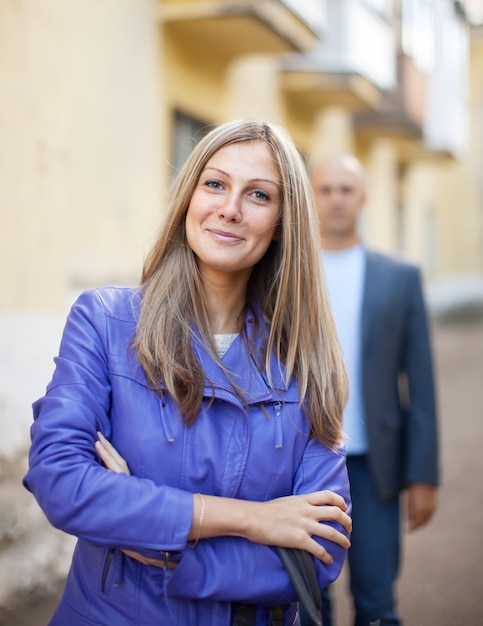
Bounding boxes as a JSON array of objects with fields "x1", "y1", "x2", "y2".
[{"x1": 273, "y1": 401, "x2": 283, "y2": 449}]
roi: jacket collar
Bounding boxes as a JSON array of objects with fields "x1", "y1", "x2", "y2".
[{"x1": 193, "y1": 308, "x2": 299, "y2": 405}]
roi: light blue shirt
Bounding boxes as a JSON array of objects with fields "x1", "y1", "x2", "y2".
[{"x1": 322, "y1": 244, "x2": 367, "y2": 455}]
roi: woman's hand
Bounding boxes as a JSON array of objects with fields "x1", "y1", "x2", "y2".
[
  {"x1": 96, "y1": 434, "x2": 165, "y2": 567},
  {"x1": 190, "y1": 490, "x2": 351, "y2": 565},
  {"x1": 242, "y1": 491, "x2": 351, "y2": 564},
  {"x1": 95, "y1": 432, "x2": 131, "y2": 475}
]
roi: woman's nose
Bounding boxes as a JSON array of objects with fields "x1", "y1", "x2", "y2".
[{"x1": 217, "y1": 192, "x2": 242, "y2": 222}]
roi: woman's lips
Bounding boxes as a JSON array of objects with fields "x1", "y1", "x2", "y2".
[{"x1": 208, "y1": 229, "x2": 244, "y2": 243}]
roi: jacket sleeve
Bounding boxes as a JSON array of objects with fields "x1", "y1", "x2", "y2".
[
  {"x1": 23, "y1": 290, "x2": 193, "y2": 554},
  {"x1": 167, "y1": 440, "x2": 351, "y2": 605},
  {"x1": 401, "y1": 267, "x2": 439, "y2": 487}
]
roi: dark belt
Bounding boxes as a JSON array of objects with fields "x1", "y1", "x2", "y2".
[{"x1": 232, "y1": 604, "x2": 285, "y2": 626}]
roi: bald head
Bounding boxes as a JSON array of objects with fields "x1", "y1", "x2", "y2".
[
  {"x1": 312, "y1": 154, "x2": 366, "y2": 188},
  {"x1": 310, "y1": 154, "x2": 367, "y2": 250}
]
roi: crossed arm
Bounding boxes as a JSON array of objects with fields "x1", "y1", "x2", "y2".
[{"x1": 95, "y1": 432, "x2": 352, "y2": 565}]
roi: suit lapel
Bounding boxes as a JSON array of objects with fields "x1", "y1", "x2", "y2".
[{"x1": 361, "y1": 250, "x2": 381, "y2": 357}]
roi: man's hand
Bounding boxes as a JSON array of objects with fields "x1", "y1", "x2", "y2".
[{"x1": 406, "y1": 483, "x2": 438, "y2": 531}]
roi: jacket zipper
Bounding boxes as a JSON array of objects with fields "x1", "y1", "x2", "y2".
[{"x1": 249, "y1": 354, "x2": 284, "y2": 449}]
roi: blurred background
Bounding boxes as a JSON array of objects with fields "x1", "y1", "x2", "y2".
[{"x1": 1, "y1": 1, "x2": 482, "y2": 624}]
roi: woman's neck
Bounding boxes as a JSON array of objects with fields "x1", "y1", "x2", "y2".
[
  {"x1": 208, "y1": 300, "x2": 246, "y2": 334},
  {"x1": 201, "y1": 275, "x2": 248, "y2": 334}
]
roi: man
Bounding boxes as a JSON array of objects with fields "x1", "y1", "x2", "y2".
[{"x1": 310, "y1": 155, "x2": 439, "y2": 626}]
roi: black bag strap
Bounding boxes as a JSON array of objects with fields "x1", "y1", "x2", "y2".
[{"x1": 276, "y1": 547, "x2": 323, "y2": 626}]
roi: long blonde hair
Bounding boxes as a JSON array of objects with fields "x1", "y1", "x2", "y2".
[{"x1": 134, "y1": 119, "x2": 347, "y2": 448}]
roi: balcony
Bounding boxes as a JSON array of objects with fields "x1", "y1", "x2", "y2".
[
  {"x1": 354, "y1": 52, "x2": 428, "y2": 140},
  {"x1": 281, "y1": 0, "x2": 395, "y2": 114},
  {"x1": 157, "y1": 0, "x2": 323, "y2": 58},
  {"x1": 355, "y1": 1, "x2": 470, "y2": 158}
]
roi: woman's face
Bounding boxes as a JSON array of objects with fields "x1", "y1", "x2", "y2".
[{"x1": 185, "y1": 141, "x2": 281, "y2": 282}]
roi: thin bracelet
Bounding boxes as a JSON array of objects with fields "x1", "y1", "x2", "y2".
[{"x1": 188, "y1": 493, "x2": 205, "y2": 548}]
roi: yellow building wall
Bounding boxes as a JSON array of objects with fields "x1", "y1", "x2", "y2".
[
  {"x1": 0, "y1": 0, "x2": 164, "y2": 310},
  {"x1": 430, "y1": 28, "x2": 483, "y2": 277},
  {"x1": 457, "y1": 28, "x2": 482, "y2": 273},
  {"x1": 161, "y1": 27, "x2": 227, "y2": 136},
  {"x1": 2, "y1": 2, "x2": 482, "y2": 316}
]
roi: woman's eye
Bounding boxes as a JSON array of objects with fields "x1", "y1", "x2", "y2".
[
  {"x1": 253, "y1": 190, "x2": 269, "y2": 201},
  {"x1": 205, "y1": 179, "x2": 222, "y2": 189}
]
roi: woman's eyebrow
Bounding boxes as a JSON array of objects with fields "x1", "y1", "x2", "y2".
[
  {"x1": 203, "y1": 166, "x2": 279, "y2": 188},
  {"x1": 202, "y1": 166, "x2": 229, "y2": 177}
]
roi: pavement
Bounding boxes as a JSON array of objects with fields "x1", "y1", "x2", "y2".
[
  {"x1": 333, "y1": 318, "x2": 483, "y2": 626},
  {"x1": 3, "y1": 318, "x2": 483, "y2": 626}
]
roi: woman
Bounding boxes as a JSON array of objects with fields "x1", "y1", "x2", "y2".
[{"x1": 24, "y1": 119, "x2": 351, "y2": 625}]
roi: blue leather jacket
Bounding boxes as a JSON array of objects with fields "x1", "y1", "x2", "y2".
[{"x1": 24, "y1": 287, "x2": 350, "y2": 626}]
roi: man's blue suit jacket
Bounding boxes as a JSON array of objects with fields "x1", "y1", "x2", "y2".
[{"x1": 361, "y1": 249, "x2": 439, "y2": 501}]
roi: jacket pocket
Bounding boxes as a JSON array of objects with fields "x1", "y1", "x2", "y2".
[
  {"x1": 100, "y1": 548, "x2": 124, "y2": 594},
  {"x1": 101, "y1": 548, "x2": 115, "y2": 592}
]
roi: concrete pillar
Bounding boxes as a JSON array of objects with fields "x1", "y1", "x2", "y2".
[
  {"x1": 310, "y1": 107, "x2": 355, "y2": 162},
  {"x1": 364, "y1": 139, "x2": 398, "y2": 252},
  {"x1": 224, "y1": 54, "x2": 283, "y2": 123},
  {"x1": 0, "y1": 1, "x2": 70, "y2": 310},
  {"x1": 403, "y1": 161, "x2": 439, "y2": 273}
]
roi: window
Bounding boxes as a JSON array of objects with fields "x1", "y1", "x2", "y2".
[
  {"x1": 362, "y1": 0, "x2": 392, "y2": 19},
  {"x1": 401, "y1": 0, "x2": 434, "y2": 73},
  {"x1": 171, "y1": 110, "x2": 211, "y2": 175}
]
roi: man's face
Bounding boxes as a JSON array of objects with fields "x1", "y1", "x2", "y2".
[{"x1": 311, "y1": 160, "x2": 366, "y2": 239}]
